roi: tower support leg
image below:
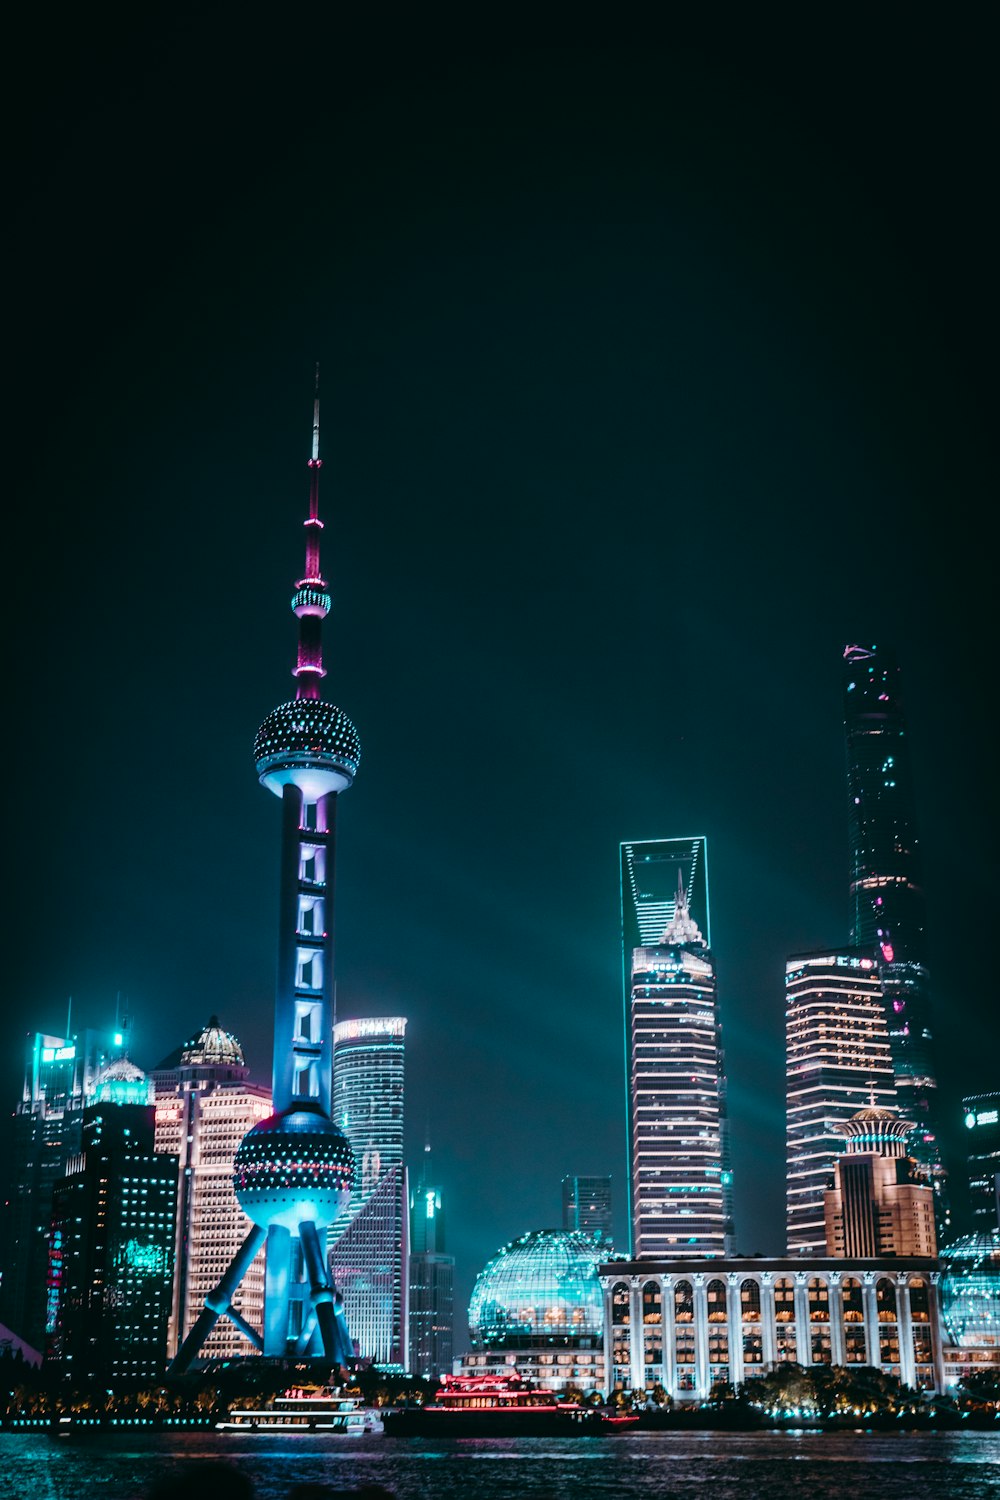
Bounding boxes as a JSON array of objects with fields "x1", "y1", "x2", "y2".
[
  {"x1": 300, "y1": 1219, "x2": 353, "y2": 1366},
  {"x1": 168, "y1": 1223, "x2": 266, "y2": 1375}
]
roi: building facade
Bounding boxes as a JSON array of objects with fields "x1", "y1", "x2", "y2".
[
  {"x1": 330, "y1": 1017, "x2": 408, "y2": 1367},
  {"x1": 625, "y1": 859, "x2": 733, "y2": 1260},
  {"x1": 459, "y1": 1229, "x2": 606, "y2": 1393},
  {"x1": 963, "y1": 1093, "x2": 1000, "y2": 1231},
  {"x1": 842, "y1": 644, "x2": 947, "y2": 1221},
  {"x1": 152, "y1": 1019, "x2": 272, "y2": 1361},
  {"x1": 823, "y1": 1107, "x2": 937, "y2": 1259},
  {"x1": 562, "y1": 1176, "x2": 613, "y2": 1245},
  {"x1": 0, "y1": 1026, "x2": 120, "y2": 1351},
  {"x1": 408, "y1": 1153, "x2": 455, "y2": 1378},
  {"x1": 47, "y1": 1098, "x2": 178, "y2": 1384},
  {"x1": 785, "y1": 948, "x2": 896, "y2": 1253},
  {"x1": 601, "y1": 1255, "x2": 942, "y2": 1397}
]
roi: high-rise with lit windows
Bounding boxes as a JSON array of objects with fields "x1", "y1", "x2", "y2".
[
  {"x1": 963, "y1": 1093, "x2": 1000, "y2": 1231},
  {"x1": 843, "y1": 643, "x2": 947, "y2": 1226},
  {"x1": 151, "y1": 1018, "x2": 272, "y2": 1362},
  {"x1": 330, "y1": 1017, "x2": 408, "y2": 1367},
  {"x1": 786, "y1": 948, "x2": 896, "y2": 1253},
  {"x1": 0, "y1": 1024, "x2": 122, "y2": 1353},
  {"x1": 621, "y1": 839, "x2": 733, "y2": 1259},
  {"x1": 407, "y1": 1151, "x2": 454, "y2": 1379},
  {"x1": 562, "y1": 1176, "x2": 613, "y2": 1245},
  {"x1": 47, "y1": 1094, "x2": 178, "y2": 1384}
]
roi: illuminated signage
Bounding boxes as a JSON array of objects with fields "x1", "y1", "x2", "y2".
[{"x1": 41, "y1": 1045, "x2": 76, "y2": 1063}]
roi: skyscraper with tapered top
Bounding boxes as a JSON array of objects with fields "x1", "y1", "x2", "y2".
[
  {"x1": 622, "y1": 839, "x2": 733, "y2": 1259},
  {"x1": 842, "y1": 644, "x2": 947, "y2": 1231},
  {"x1": 170, "y1": 370, "x2": 357, "y2": 1372}
]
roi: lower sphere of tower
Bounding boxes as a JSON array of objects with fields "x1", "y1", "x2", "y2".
[{"x1": 233, "y1": 1107, "x2": 354, "y2": 1233}]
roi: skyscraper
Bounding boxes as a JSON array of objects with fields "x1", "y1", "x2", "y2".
[
  {"x1": 0, "y1": 1024, "x2": 120, "y2": 1352},
  {"x1": 47, "y1": 1092, "x2": 178, "y2": 1384},
  {"x1": 785, "y1": 948, "x2": 896, "y2": 1253},
  {"x1": 963, "y1": 1093, "x2": 1000, "y2": 1231},
  {"x1": 823, "y1": 1105, "x2": 937, "y2": 1258},
  {"x1": 151, "y1": 1018, "x2": 272, "y2": 1361},
  {"x1": 622, "y1": 841, "x2": 733, "y2": 1260},
  {"x1": 407, "y1": 1146, "x2": 455, "y2": 1379},
  {"x1": 561, "y1": 1176, "x2": 613, "y2": 1245},
  {"x1": 330, "y1": 1017, "x2": 408, "y2": 1368},
  {"x1": 842, "y1": 644, "x2": 947, "y2": 1221},
  {"x1": 170, "y1": 371, "x2": 356, "y2": 1372}
]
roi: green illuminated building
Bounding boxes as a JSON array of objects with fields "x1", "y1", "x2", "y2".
[{"x1": 46, "y1": 1092, "x2": 178, "y2": 1385}]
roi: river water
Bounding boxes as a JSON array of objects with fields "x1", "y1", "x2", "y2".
[{"x1": 1, "y1": 1429, "x2": 999, "y2": 1500}]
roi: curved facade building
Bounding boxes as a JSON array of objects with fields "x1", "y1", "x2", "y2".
[
  {"x1": 939, "y1": 1230, "x2": 1000, "y2": 1387},
  {"x1": 600, "y1": 1254, "x2": 942, "y2": 1398},
  {"x1": 459, "y1": 1230, "x2": 606, "y2": 1392}
]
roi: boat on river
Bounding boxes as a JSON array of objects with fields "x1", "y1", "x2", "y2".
[
  {"x1": 217, "y1": 1384, "x2": 383, "y2": 1434},
  {"x1": 382, "y1": 1372, "x2": 637, "y2": 1436}
]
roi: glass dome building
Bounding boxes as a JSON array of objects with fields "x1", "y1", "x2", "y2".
[
  {"x1": 939, "y1": 1230, "x2": 1000, "y2": 1353},
  {"x1": 460, "y1": 1229, "x2": 607, "y2": 1393}
]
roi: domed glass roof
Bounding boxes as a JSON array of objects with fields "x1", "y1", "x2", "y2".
[
  {"x1": 181, "y1": 1015, "x2": 245, "y2": 1068},
  {"x1": 939, "y1": 1229, "x2": 1000, "y2": 1348},
  {"x1": 91, "y1": 1057, "x2": 152, "y2": 1106},
  {"x1": 468, "y1": 1229, "x2": 605, "y2": 1350}
]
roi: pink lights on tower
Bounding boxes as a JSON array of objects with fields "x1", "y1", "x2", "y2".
[{"x1": 294, "y1": 364, "x2": 331, "y2": 701}]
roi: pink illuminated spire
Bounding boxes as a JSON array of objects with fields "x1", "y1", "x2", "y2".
[{"x1": 292, "y1": 363, "x2": 331, "y2": 700}]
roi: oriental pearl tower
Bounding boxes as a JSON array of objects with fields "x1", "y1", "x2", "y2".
[{"x1": 171, "y1": 371, "x2": 358, "y2": 1372}]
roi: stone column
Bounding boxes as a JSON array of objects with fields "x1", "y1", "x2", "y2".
[
  {"x1": 929, "y1": 1272, "x2": 946, "y2": 1394},
  {"x1": 629, "y1": 1279, "x2": 644, "y2": 1394},
  {"x1": 760, "y1": 1272, "x2": 777, "y2": 1369},
  {"x1": 862, "y1": 1271, "x2": 880, "y2": 1369},
  {"x1": 727, "y1": 1272, "x2": 745, "y2": 1387},
  {"x1": 794, "y1": 1272, "x2": 811, "y2": 1366},
  {"x1": 827, "y1": 1271, "x2": 845, "y2": 1367},
  {"x1": 895, "y1": 1276, "x2": 915, "y2": 1390},
  {"x1": 662, "y1": 1276, "x2": 676, "y2": 1401},
  {"x1": 694, "y1": 1274, "x2": 710, "y2": 1399}
]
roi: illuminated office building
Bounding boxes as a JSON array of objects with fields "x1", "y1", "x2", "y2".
[
  {"x1": 621, "y1": 841, "x2": 733, "y2": 1259},
  {"x1": 824, "y1": 1106, "x2": 936, "y2": 1258},
  {"x1": 47, "y1": 1091, "x2": 178, "y2": 1384},
  {"x1": 786, "y1": 948, "x2": 896, "y2": 1253},
  {"x1": 407, "y1": 1147, "x2": 454, "y2": 1378},
  {"x1": 963, "y1": 1093, "x2": 1000, "y2": 1230},
  {"x1": 330, "y1": 1017, "x2": 408, "y2": 1367},
  {"x1": 0, "y1": 1025, "x2": 120, "y2": 1351},
  {"x1": 842, "y1": 644, "x2": 946, "y2": 1221},
  {"x1": 151, "y1": 1018, "x2": 272, "y2": 1361},
  {"x1": 562, "y1": 1175, "x2": 613, "y2": 1245}
]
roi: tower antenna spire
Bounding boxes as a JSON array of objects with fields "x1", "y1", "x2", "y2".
[{"x1": 312, "y1": 361, "x2": 321, "y2": 464}]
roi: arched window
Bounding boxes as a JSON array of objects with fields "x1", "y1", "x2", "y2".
[
  {"x1": 909, "y1": 1278, "x2": 933, "y2": 1385},
  {"x1": 643, "y1": 1281, "x2": 663, "y2": 1372},
  {"x1": 808, "y1": 1278, "x2": 830, "y2": 1364},
  {"x1": 741, "y1": 1279, "x2": 763, "y2": 1366},
  {"x1": 876, "y1": 1278, "x2": 900, "y2": 1369},
  {"x1": 774, "y1": 1278, "x2": 797, "y2": 1362},
  {"x1": 674, "y1": 1280, "x2": 695, "y2": 1391},
  {"x1": 842, "y1": 1278, "x2": 866, "y2": 1364},
  {"x1": 611, "y1": 1282, "x2": 630, "y2": 1383},
  {"x1": 707, "y1": 1279, "x2": 729, "y2": 1376}
]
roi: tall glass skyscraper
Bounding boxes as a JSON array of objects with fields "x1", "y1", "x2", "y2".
[
  {"x1": 621, "y1": 839, "x2": 733, "y2": 1259},
  {"x1": 842, "y1": 644, "x2": 947, "y2": 1224},
  {"x1": 561, "y1": 1175, "x2": 613, "y2": 1245},
  {"x1": 330, "y1": 1017, "x2": 408, "y2": 1367},
  {"x1": 785, "y1": 948, "x2": 897, "y2": 1253}
]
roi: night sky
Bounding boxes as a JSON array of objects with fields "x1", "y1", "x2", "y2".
[{"x1": 6, "y1": 12, "x2": 997, "y2": 1325}]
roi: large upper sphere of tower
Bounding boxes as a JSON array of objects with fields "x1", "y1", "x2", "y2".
[
  {"x1": 254, "y1": 699, "x2": 361, "y2": 800},
  {"x1": 233, "y1": 1107, "x2": 354, "y2": 1232}
]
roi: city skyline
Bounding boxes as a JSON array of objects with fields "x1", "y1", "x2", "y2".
[{"x1": 6, "y1": 24, "x2": 995, "y2": 1327}]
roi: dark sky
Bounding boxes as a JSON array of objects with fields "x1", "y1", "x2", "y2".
[{"x1": 6, "y1": 11, "x2": 997, "y2": 1324}]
